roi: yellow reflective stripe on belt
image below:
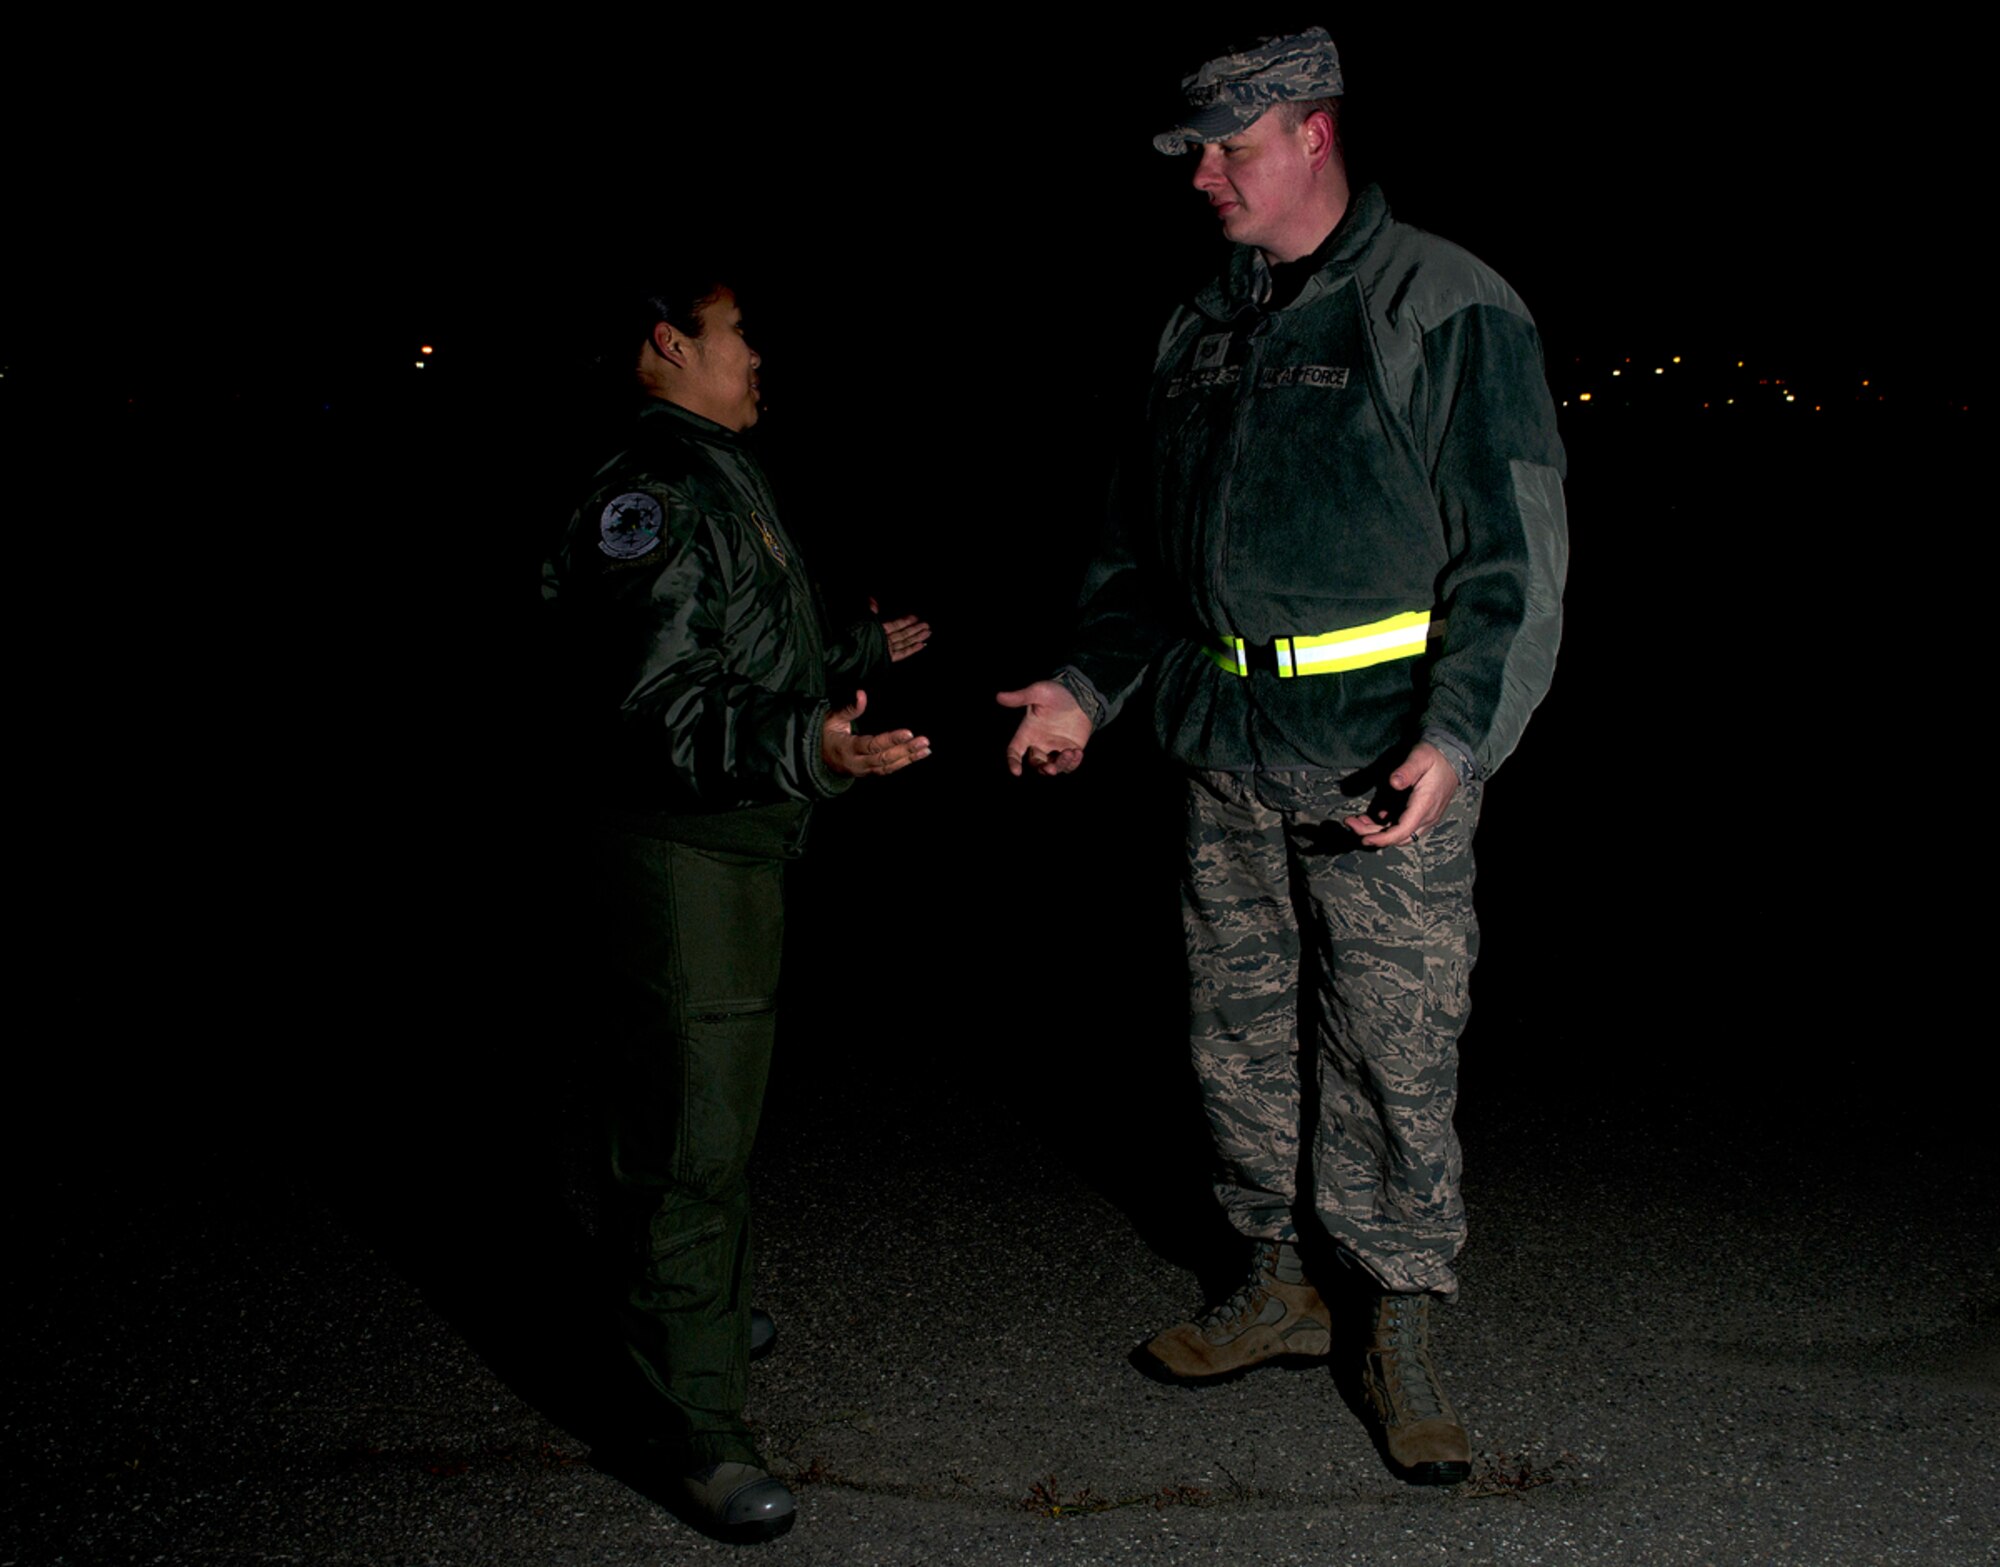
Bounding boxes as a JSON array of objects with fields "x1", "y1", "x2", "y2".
[
  {"x1": 1279, "y1": 611, "x2": 1435, "y2": 678},
  {"x1": 1206, "y1": 613, "x2": 1441, "y2": 679},
  {"x1": 1205, "y1": 637, "x2": 1250, "y2": 677}
]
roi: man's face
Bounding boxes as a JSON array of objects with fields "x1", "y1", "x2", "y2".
[
  {"x1": 679, "y1": 287, "x2": 762, "y2": 432},
  {"x1": 1190, "y1": 109, "x2": 1315, "y2": 259}
]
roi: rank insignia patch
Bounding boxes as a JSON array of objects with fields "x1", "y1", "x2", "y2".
[
  {"x1": 598, "y1": 492, "x2": 665, "y2": 560},
  {"x1": 1194, "y1": 332, "x2": 1232, "y2": 369}
]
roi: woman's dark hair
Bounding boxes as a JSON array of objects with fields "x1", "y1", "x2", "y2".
[
  {"x1": 583, "y1": 269, "x2": 733, "y2": 381},
  {"x1": 632, "y1": 275, "x2": 730, "y2": 351}
]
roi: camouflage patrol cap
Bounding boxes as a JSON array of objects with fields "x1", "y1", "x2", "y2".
[{"x1": 1153, "y1": 27, "x2": 1344, "y2": 155}]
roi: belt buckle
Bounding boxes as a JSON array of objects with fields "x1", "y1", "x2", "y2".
[{"x1": 1244, "y1": 637, "x2": 1287, "y2": 677}]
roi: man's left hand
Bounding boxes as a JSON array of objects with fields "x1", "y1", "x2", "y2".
[{"x1": 1343, "y1": 742, "x2": 1459, "y2": 849}]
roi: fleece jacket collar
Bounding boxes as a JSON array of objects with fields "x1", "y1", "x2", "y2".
[{"x1": 1196, "y1": 182, "x2": 1394, "y2": 321}]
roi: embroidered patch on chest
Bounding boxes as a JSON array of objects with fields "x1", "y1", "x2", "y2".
[
  {"x1": 1193, "y1": 332, "x2": 1232, "y2": 369},
  {"x1": 1166, "y1": 365, "x2": 1242, "y2": 398},
  {"x1": 598, "y1": 492, "x2": 665, "y2": 559},
  {"x1": 751, "y1": 509, "x2": 788, "y2": 567},
  {"x1": 1258, "y1": 364, "x2": 1349, "y2": 389}
]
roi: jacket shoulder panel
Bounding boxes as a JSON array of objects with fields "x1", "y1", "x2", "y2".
[{"x1": 1359, "y1": 217, "x2": 1534, "y2": 338}]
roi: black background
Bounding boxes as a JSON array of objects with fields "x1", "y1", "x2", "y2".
[{"x1": 4, "y1": 16, "x2": 1978, "y2": 1183}]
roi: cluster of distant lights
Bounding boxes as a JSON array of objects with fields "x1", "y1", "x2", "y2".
[
  {"x1": 399, "y1": 343, "x2": 1964, "y2": 414},
  {"x1": 1559, "y1": 356, "x2": 1943, "y2": 414}
]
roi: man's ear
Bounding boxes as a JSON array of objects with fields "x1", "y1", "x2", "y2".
[
  {"x1": 1301, "y1": 109, "x2": 1335, "y2": 172},
  {"x1": 651, "y1": 319, "x2": 689, "y2": 366}
]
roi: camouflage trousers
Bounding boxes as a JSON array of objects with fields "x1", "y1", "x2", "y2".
[{"x1": 1183, "y1": 768, "x2": 1482, "y2": 1299}]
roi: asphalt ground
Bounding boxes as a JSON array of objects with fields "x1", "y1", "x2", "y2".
[{"x1": 8, "y1": 1047, "x2": 1994, "y2": 1567}]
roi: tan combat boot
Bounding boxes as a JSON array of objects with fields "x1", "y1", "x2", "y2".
[
  {"x1": 1140, "y1": 1240, "x2": 1333, "y2": 1381},
  {"x1": 1361, "y1": 1292, "x2": 1471, "y2": 1485}
]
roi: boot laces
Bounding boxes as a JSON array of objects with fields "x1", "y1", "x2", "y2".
[
  {"x1": 1380, "y1": 1298, "x2": 1447, "y2": 1421},
  {"x1": 1197, "y1": 1277, "x2": 1269, "y2": 1332},
  {"x1": 1197, "y1": 1245, "x2": 1281, "y2": 1331}
]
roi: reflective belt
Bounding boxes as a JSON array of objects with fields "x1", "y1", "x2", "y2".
[{"x1": 1205, "y1": 611, "x2": 1443, "y2": 679}]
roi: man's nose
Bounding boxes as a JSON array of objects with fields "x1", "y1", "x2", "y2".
[{"x1": 1191, "y1": 147, "x2": 1224, "y2": 190}]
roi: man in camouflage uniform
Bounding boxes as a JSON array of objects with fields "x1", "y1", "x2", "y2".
[
  {"x1": 544, "y1": 276, "x2": 930, "y2": 1542},
  {"x1": 1000, "y1": 28, "x2": 1566, "y2": 1484}
]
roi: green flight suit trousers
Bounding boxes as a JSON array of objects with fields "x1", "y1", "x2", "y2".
[{"x1": 594, "y1": 829, "x2": 782, "y2": 1468}]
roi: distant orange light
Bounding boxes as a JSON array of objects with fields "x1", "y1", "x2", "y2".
[
  {"x1": 1672, "y1": 356, "x2": 1682, "y2": 364},
  {"x1": 1578, "y1": 392, "x2": 1593, "y2": 402},
  {"x1": 421, "y1": 345, "x2": 434, "y2": 355}
]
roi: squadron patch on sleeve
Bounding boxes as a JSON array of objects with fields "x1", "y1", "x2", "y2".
[{"x1": 598, "y1": 492, "x2": 666, "y2": 560}]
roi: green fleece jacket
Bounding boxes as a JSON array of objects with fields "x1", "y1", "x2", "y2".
[{"x1": 1066, "y1": 184, "x2": 1567, "y2": 782}]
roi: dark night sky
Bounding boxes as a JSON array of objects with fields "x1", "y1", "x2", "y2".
[{"x1": 14, "y1": 17, "x2": 1973, "y2": 405}]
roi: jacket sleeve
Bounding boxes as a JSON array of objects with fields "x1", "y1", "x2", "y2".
[
  {"x1": 1416, "y1": 303, "x2": 1569, "y2": 777},
  {"x1": 603, "y1": 497, "x2": 849, "y2": 807},
  {"x1": 1061, "y1": 311, "x2": 1206, "y2": 728},
  {"x1": 821, "y1": 615, "x2": 889, "y2": 693},
  {"x1": 1060, "y1": 460, "x2": 1183, "y2": 728}
]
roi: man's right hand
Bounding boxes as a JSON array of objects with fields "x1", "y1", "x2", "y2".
[
  {"x1": 997, "y1": 681, "x2": 1094, "y2": 777},
  {"x1": 823, "y1": 690, "x2": 931, "y2": 778}
]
